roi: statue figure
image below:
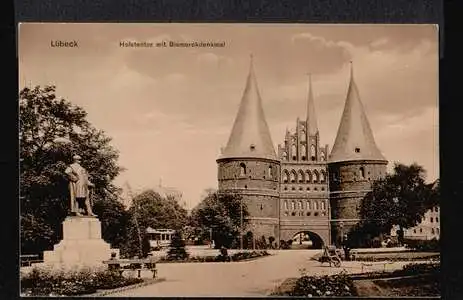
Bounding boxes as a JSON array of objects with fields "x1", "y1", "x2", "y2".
[{"x1": 65, "y1": 155, "x2": 96, "y2": 216}]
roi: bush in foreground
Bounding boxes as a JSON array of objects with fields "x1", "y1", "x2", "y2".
[
  {"x1": 289, "y1": 271, "x2": 357, "y2": 297},
  {"x1": 21, "y1": 266, "x2": 143, "y2": 296}
]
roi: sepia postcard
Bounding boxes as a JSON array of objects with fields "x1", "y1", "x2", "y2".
[{"x1": 19, "y1": 23, "x2": 439, "y2": 297}]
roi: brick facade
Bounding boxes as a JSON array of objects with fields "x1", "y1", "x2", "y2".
[{"x1": 328, "y1": 160, "x2": 387, "y2": 244}]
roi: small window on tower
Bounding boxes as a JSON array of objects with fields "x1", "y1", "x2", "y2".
[
  {"x1": 268, "y1": 166, "x2": 273, "y2": 178},
  {"x1": 250, "y1": 144, "x2": 256, "y2": 151},
  {"x1": 359, "y1": 167, "x2": 365, "y2": 179},
  {"x1": 240, "y1": 163, "x2": 246, "y2": 176},
  {"x1": 355, "y1": 147, "x2": 361, "y2": 153}
]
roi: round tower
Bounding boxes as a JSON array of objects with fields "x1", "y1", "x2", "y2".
[
  {"x1": 328, "y1": 63, "x2": 388, "y2": 245},
  {"x1": 217, "y1": 56, "x2": 280, "y2": 244}
]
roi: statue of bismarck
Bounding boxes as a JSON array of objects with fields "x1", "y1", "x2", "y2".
[{"x1": 65, "y1": 155, "x2": 97, "y2": 217}]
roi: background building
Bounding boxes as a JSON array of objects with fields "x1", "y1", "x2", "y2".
[{"x1": 401, "y1": 206, "x2": 440, "y2": 240}]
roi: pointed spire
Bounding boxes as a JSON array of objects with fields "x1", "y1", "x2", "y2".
[
  {"x1": 329, "y1": 62, "x2": 386, "y2": 163},
  {"x1": 306, "y1": 73, "x2": 319, "y2": 136},
  {"x1": 219, "y1": 55, "x2": 277, "y2": 160}
]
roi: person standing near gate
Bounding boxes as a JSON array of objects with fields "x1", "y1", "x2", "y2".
[{"x1": 65, "y1": 154, "x2": 96, "y2": 216}]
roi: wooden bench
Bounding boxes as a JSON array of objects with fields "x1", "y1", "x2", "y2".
[
  {"x1": 21, "y1": 254, "x2": 43, "y2": 267},
  {"x1": 102, "y1": 258, "x2": 158, "y2": 278}
]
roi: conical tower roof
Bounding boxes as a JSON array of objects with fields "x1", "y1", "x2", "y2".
[
  {"x1": 219, "y1": 56, "x2": 277, "y2": 161},
  {"x1": 306, "y1": 74, "x2": 319, "y2": 136},
  {"x1": 329, "y1": 63, "x2": 386, "y2": 163}
]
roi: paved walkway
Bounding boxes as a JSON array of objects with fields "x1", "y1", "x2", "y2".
[{"x1": 108, "y1": 250, "x2": 419, "y2": 297}]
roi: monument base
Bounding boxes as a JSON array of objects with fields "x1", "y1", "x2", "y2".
[{"x1": 43, "y1": 216, "x2": 119, "y2": 267}]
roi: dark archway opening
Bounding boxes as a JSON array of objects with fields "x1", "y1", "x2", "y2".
[{"x1": 290, "y1": 231, "x2": 324, "y2": 249}]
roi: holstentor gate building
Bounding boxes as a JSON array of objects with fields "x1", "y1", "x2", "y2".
[{"x1": 216, "y1": 58, "x2": 387, "y2": 248}]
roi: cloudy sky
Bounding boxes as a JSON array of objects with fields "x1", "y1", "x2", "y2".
[{"x1": 18, "y1": 23, "x2": 439, "y2": 210}]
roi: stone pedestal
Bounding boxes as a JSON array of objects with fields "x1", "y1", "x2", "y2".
[{"x1": 43, "y1": 216, "x2": 119, "y2": 267}]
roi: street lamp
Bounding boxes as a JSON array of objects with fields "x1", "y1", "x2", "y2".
[
  {"x1": 240, "y1": 198, "x2": 243, "y2": 250},
  {"x1": 209, "y1": 227, "x2": 213, "y2": 248},
  {"x1": 339, "y1": 221, "x2": 344, "y2": 246}
]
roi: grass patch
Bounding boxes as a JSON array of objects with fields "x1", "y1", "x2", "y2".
[
  {"x1": 354, "y1": 251, "x2": 439, "y2": 262},
  {"x1": 373, "y1": 274, "x2": 439, "y2": 297}
]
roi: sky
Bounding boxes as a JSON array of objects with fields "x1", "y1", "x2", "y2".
[{"x1": 18, "y1": 23, "x2": 439, "y2": 210}]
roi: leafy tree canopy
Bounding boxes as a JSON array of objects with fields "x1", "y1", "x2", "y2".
[
  {"x1": 356, "y1": 163, "x2": 439, "y2": 241},
  {"x1": 122, "y1": 189, "x2": 188, "y2": 257},
  {"x1": 190, "y1": 190, "x2": 248, "y2": 248},
  {"x1": 20, "y1": 85, "x2": 125, "y2": 254}
]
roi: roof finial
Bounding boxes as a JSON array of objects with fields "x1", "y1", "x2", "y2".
[
  {"x1": 305, "y1": 72, "x2": 319, "y2": 135},
  {"x1": 350, "y1": 61, "x2": 354, "y2": 78}
]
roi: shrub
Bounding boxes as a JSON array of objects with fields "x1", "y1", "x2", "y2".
[
  {"x1": 20, "y1": 266, "x2": 143, "y2": 296},
  {"x1": 216, "y1": 247, "x2": 230, "y2": 262},
  {"x1": 393, "y1": 262, "x2": 440, "y2": 276},
  {"x1": 230, "y1": 251, "x2": 269, "y2": 262},
  {"x1": 404, "y1": 238, "x2": 440, "y2": 252},
  {"x1": 268, "y1": 236, "x2": 275, "y2": 249},
  {"x1": 290, "y1": 271, "x2": 357, "y2": 297},
  {"x1": 166, "y1": 231, "x2": 189, "y2": 261}
]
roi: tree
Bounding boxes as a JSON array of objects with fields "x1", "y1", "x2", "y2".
[
  {"x1": 19, "y1": 85, "x2": 125, "y2": 254},
  {"x1": 355, "y1": 163, "x2": 437, "y2": 245},
  {"x1": 123, "y1": 189, "x2": 188, "y2": 257},
  {"x1": 190, "y1": 190, "x2": 249, "y2": 249},
  {"x1": 166, "y1": 231, "x2": 189, "y2": 260}
]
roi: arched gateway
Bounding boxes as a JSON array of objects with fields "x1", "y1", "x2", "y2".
[
  {"x1": 279, "y1": 228, "x2": 329, "y2": 249},
  {"x1": 290, "y1": 231, "x2": 324, "y2": 249}
]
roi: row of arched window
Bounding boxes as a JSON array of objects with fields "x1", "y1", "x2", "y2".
[
  {"x1": 283, "y1": 200, "x2": 327, "y2": 211},
  {"x1": 239, "y1": 163, "x2": 273, "y2": 179},
  {"x1": 283, "y1": 211, "x2": 327, "y2": 217},
  {"x1": 281, "y1": 144, "x2": 326, "y2": 162},
  {"x1": 282, "y1": 169, "x2": 326, "y2": 184},
  {"x1": 412, "y1": 227, "x2": 440, "y2": 235},
  {"x1": 331, "y1": 167, "x2": 369, "y2": 182},
  {"x1": 282, "y1": 186, "x2": 325, "y2": 192}
]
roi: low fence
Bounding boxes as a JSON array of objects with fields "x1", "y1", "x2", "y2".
[{"x1": 20, "y1": 255, "x2": 43, "y2": 267}]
